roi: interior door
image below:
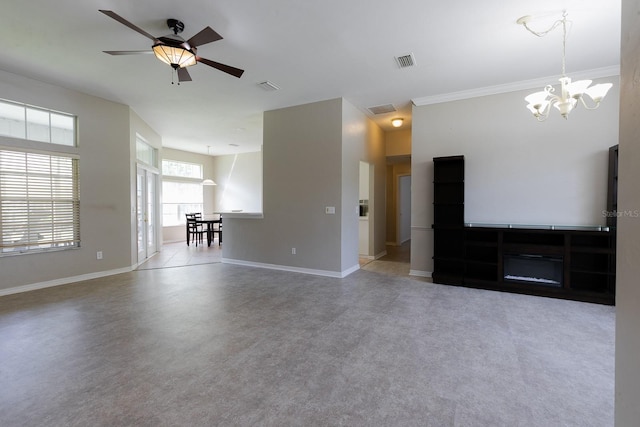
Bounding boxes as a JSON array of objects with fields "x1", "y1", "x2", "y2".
[{"x1": 137, "y1": 166, "x2": 158, "y2": 263}]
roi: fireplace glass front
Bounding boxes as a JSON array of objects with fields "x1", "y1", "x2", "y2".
[{"x1": 504, "y1": 254, "x2": 563, "y2": 287}]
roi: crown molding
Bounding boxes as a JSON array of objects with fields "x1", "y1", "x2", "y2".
[{"x1": 411, "y1": 66, "x2": 620, "y2": 106}]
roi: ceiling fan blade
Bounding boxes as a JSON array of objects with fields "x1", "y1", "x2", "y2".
[
  {"x1": 196, "y1": 57, "x2": 244, "y2": 78},
  {"x1": 178, "y1": 68, "x2": 193, "y2": 82},
  {"x1": 103, "y1": 50, "x2": 153, "y2": 55},
  {"x1": 99, "y1": 10, "x2": 157, "y2": 41},
  {"x1": 187, "y1": 27, "x2": 223, "y2": 47}
]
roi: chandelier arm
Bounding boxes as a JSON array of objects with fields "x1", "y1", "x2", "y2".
[
  {"x1": 578, "y1": 96, "x2": 602, "y2": 110},
  {"x1": 536, "y1": 109, "x2": 550, "y2": 122},
  {"x1": 539, "y1": 99, "x2": 554, "y2": 121}
]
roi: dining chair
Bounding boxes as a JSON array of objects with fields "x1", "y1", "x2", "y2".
[
  {"x1": 185, "y1": 213, "x2": 204, "y2": 246},
  {"x1": 210, "y1": 213, "x2": 222, "y2": 245}
]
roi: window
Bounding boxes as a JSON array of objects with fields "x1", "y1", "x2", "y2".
[
  {"x1": 161, "y1": 160, "x2": 204, "y2": 226},
  {"x1": 0, "y1": 150, "x2": 80, "y2": 255},
  {"x1": 0, "y1": 99, "x2": 79, "y2": 256},
  {"x1": 0, "y1": 99, "x2": 76, "y2": 146},
  {"x1": 136, "y1": 135, "x2": 157, "y2": 168},
  {"x1": 162, "y1": 159, "x2": 203, "y2": 179}
]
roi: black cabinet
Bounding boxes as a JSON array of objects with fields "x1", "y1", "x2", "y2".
[
  {"x1": 432, "y1": 156, "x2": 465, "y2": 285},
  {"x1": 461, "y1": 227, "x2": 616, "y2": 305},
  {"x1": 464, "y1": 228, "x2": 499, "y2": 283},
  {"x1": 431, "y1": 155, "x2": 616, "y2": 305}
]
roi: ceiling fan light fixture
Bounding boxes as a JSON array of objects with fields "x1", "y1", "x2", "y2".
[{"x1": 152, "y1": 44, "x2": 197, "y2": 68}]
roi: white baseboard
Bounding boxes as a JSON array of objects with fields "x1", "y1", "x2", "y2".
[
  {"x1": 410, "y1": 269, "x2": 432, "y2": 278},
  {"x1": 359, "y1": 250, "x2": 386, "y2": 260},
  {"x1": 222, "y1": 257, "x2": 360, "y2": 278},
  {"x1": 0, "y1": 267, "x2": 134, "y2": 297}
]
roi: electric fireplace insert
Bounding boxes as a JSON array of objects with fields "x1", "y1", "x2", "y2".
[{"x1": 504, "y1": 254, "x2": 563, "y2": 288}]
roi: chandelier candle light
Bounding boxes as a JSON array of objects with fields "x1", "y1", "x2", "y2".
[{"x1": 518, "y1": 11, "x2": 612, "y2": 121}]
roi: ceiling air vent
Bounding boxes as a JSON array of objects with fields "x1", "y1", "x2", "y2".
[
  {"x1": 395, "y1": 53, "x2": 416, "y2": 68},
  {"x1": 258, "y1": 81, "x2": 280, "y2": 91},
  {"x1": 367, "y1": 104, "x2": 397, "y2": 115}
]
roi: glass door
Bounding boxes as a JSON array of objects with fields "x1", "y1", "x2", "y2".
[{"x1": 137, "y1": 166, "x2": 158, "y2": 263}]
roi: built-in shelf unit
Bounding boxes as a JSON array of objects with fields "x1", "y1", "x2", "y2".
[{"x1": 432, "y1": 155, "x2": 616, "y2": 305}]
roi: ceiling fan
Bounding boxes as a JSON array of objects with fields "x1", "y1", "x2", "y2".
[{"x1": 99, "y1": 10, "x2": 244, "y2": 83}]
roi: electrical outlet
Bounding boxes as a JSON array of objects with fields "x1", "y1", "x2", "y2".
[
  {"x1": 96, "y1": 251, "x2": 103, "y2": 260},
  {"x1": 291, "y1": 247, "x2": 296, "y2": 255}
]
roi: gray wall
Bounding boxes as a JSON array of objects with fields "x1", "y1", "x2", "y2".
[
  {"x1": 0, "y1": 69, "x2": 145, "y2": 291},
  {"x1": 615, "y1": 0, "x2": 640, "y2": 423},
  {"x1": 222, "y1": 98, "x2": 385, "y2": 276},
  {"x1": 411, "y1": 76, "x2": 620, "y2": 275}
]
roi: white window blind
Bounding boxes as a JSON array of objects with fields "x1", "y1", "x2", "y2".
[{"x1": 0, "y1": 150, "x2": 80, "y2": 255}]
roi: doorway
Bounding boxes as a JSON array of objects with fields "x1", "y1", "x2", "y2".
[
  {"x1": 398, "y1": 175, "x2": 411, "y2": 245},
  {"x1": 359, "y1": 161, "x2": 373, "y2": 258},
  {"x1": 136, "y1": 166, "x2": 159, "y2": 263}
]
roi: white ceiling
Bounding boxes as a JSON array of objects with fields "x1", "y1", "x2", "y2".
[{"x1": 1, "y1": 0, "x2": 620, "y2": 156}]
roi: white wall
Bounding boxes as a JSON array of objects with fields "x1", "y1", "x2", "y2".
[
  {"x1": 386, "y1": 129, "x2": 411, "y2": 158},
  {"x1": 615, "y1": 0, "x2": 640, "y2": 423},
  {"x1": 0, "y1": 69, "x2": 136, "y2": 291},
  {"x1": 411, "y1": 76, "x2": 620, "y2": 275},
  {"x1": 160, "y1": 147, "x2": 215, "y2": 243},
  {"x1": 212, "y1": 150, "x2": 262, "y2": 213}
]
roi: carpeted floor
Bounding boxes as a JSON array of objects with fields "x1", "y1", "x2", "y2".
[{"x1": 0, "y1": 259, "x2": 614, "y2": 426}]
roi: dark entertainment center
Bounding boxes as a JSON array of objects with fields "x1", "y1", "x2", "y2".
[{"x1": 432, "y1": 155, "x2": 616, "y2": 305}]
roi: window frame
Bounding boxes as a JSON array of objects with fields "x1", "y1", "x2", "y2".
[
  {"x1": 0, "y1": 99, "x2": 80, "y2": 257},
  {"x1": 0, "y1": 98, "x2": 77, "y2": 147}
]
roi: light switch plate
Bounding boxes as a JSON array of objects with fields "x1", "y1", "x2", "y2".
[{"x1": 325, "y1": 206, "x2": 335, "y2": 214}]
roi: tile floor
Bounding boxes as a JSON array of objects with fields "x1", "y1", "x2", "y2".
[{"x1": 0, "y1": 240, "x2": 615, "y2": 426}]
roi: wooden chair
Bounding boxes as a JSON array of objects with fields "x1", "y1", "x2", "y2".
[
  {"x1": 185, "y1": 213, "x2": 204, "y2": 246},
  {"x1": 209, "y1": 214, "x2": 222, "y2": 245}
]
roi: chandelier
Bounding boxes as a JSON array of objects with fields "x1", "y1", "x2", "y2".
[{"x1": 518, "y1": 11, "x2": 612, "y2": 121}]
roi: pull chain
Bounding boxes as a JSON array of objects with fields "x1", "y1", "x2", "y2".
[{"x1": 171, "y1": 69, "x2": 181, "y2": 85}]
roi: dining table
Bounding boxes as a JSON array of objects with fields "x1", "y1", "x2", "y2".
[{"x1": 195, "y1": 215, "x2": 222, "y2": 247}]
